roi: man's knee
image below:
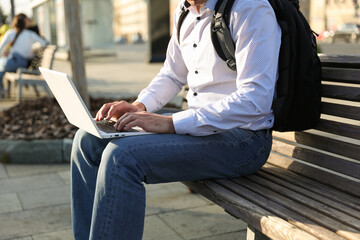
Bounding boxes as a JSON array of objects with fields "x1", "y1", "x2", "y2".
[
  {"x1": 72, "y1": 129, "x2": 91, "y2": 151},
  {"x1": 71, "y1": 129, "x2": 103, "y2": 164},
  {"x1": 101, "y1": 142, "x2": 145, "y2": 181}
]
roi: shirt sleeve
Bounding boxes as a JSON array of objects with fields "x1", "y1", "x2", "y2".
[
  {"x1": 30, "y1": 31, "x2": 47, "y2": 46},
  {"x1": 0, "y1": 30, "x2": 14, "y2": 54},
  {"x1": 172, "y1": 1, "x2": 281, "y2": 136},
  {"x1": 135, "y1": 4, "x2": 188, "y2": 113}
]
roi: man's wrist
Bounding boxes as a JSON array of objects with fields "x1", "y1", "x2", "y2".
[
  {"x1": 168, "y1": 116, "x2": 176, "y2": 134},
  {"x1": 132, "y1": 102, "x2": 146, "y2": 111}
]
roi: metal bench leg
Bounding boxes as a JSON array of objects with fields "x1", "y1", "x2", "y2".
[
  {"x1": 247, "y1": 225, "x2": 271, "y2": 240},
  {"x1": 6, "y1": 80, "x2": 11, "y2": 98},
  {"x1": 18, "y1": 80, "x2": 23, "y2": 102},
  {"x1": 32, "y1": 85, "x2": 40, "y2": 97}
]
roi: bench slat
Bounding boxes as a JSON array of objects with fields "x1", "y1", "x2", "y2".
[
  {"x1": 183, "y1": 180, "x2": 319, "y2": 240},
  {"x1": 272, "y1": 139, "x2": 360, "y2": 179},
  {"x1": 214, "y1": 179, "x2": 346, "y2": 240},
  {"x1": 273, "y1": 131, "x2": 360, "y2": 162},
  {"x1": 245, "y1": 175, "x2": 360, "y2": 232},
  {"x1": 255, "y1": 171, "x2": 360, "y2": 220},
  {"x1": 261, "y1": 165, "x2": 360, "y2": 212},
  {"x1": 231, "y1": 177, "x2": 360, "y2": 240},
  {"x1": 322, "y1": 102, "x2": 360, "y2": 121},
  {"x1": 319, "y1": 54, "x2": 360, "y2": 68},
  {"x1": 322, "y1": 84, "x2": 360, "y2": 102},
  {"x1": 322, "y1": 67, "x2": 360, "y2": 84},
  {"x1": 314, "y1": 119, "x2": 360, "y2": 140},
  {"x1": 267, "y1": 152, "x2": 360, "y2": 198}
]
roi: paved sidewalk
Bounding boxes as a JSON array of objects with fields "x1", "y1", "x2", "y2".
[
  {"x1": 0, "y1": 163, "x2": 247, "y2": 240},
  {"x1": 0, "y1": 44, "x2": 247, "y2": 239}
]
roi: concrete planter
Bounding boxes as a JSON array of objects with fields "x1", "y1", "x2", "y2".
[{"x1": 0, "y1": 139, "x2": 73, "y2": 164}]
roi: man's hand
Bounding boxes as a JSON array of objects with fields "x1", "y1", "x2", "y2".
[
  {"x1": 95, "y1": 101, "x2": 175, "y2": 134},
  {"x1": 114, "y1": 111, "x2": 175, "y2": 134},
  {"x1": 95, "y1": 101, "x2": 145, "y2": 121}
]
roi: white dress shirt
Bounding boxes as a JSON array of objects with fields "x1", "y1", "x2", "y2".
[
  {"x1": 136, "y1": 0, "x2": 281, "y2": 136},
  {"x1": 0, "y1": 29, "x2": 47, "y2": 59}
]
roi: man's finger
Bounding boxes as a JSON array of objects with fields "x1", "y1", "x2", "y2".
[
  {"x1": 115, "y1": 113, "x2": 134, "y2": 130},
  {"x1": 96, "y1": 106, "x2": 106, "y2": 120},
  {"x1": 105, "y1": 105, "x2": 117, "y2": 120},
  {"x1": 106, "y1": 101, "x2": 127, "y2": 120},
  {"x1": 124, "y1": 119, "x2": 143, "y2": 131},
  {"x1": 97, "y1": 101, "x2": 122, "y2": 121},
  {"x1": 96, "y1": 104, "x2": 111, "y2": 121}
]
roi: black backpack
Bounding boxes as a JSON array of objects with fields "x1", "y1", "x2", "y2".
[{"x1": 177, "y1": 0, "x2": 322, "y2": 132}]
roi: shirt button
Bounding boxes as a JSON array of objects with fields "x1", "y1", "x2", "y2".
[
  {"x1": 195, "y1": 70, "x2": 198, "y2": 74},
  {"x1": 193, "y1": 43, "x2": 197, "y2": 48},
  {"x1": 197, "y1": 16, "x2": 201, "y2": 20},
  {"x1": 193, "y1": 92, "x2": 198, "y2": 96}
]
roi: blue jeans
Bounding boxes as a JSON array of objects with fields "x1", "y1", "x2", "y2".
[
  {"x1": 71, "y1": 127, "x2": 272, "y2": 240},
  {"x1": 0, "y1": 52, "x2": 28, "y2": 90}
]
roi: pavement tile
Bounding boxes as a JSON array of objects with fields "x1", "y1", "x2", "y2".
[
  {"x1": 32, "y1": 228, "x2": 73, "y2": 240},
  {"x1": 0, "y1": 163, "x2": 8, "y2": 179},
  {"x1": 57, "y1": 170, "x2": 70, "y2": 185},
  {"x1": 192, "y1": 231, "x2": 246, "y2": 240},
  {"x1": 145, "y1": 182, "x2": 209, "y2": 216},
  {"x1": 0, "y1": 193, "x2": 22, "y2": 214},
  {"x1": 143, "y1": 215, "x2": 183, "y2": 240},
  {"x1": 8, "y1": 237, "x2": 33, "y2": 240},
  {"x1": 0, "y1": 204, "x2": 71, "y2": 240},
  {"x1": 5, "y1": 164, "x2": 70, "y2": 178},
  {"x1": 18, "y1": 184, "x2": 70, "y2": 210},
  {"x1": 0, "y1": 173, "x2": 65, "y2": 195},
  {"x1": 158, "y1": 205, "x2": 247, "y2": 240}
]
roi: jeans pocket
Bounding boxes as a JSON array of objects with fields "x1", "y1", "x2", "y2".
[{"x1": 232, "y1": 146, "x2": 267, "y2": 177}]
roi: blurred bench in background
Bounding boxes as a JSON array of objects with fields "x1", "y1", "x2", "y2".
[{"x1": 4, "y1": 45, "x2": 57, "y2": 101}]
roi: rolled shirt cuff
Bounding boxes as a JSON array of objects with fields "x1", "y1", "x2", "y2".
[
  {"x1": 134, "y1": 95, "x2": 159, "y2": 113},
  {"x1": 172, "y1": 109, "x2": 197, "y2": 135}
]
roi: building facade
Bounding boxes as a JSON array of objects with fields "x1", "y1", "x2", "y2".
[
  {"x1": 29, "y1": 0, "x2": 113, "y2": 49},
  {"x1": 305, "y1": 0, "x2": 360, "y2": 32},
  {"x1": 113, "y1": 0, "x2": 148, "y2": 43},
  {"x1": 27, "y1": 0, "x2": 359, "y2": 48},
  {"x1": 324, "y1": 0, "x2": 359, "y2": 30}
]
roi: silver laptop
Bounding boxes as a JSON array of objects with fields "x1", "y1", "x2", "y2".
[{"x1": 39, "y1": 67, "x2": 153, "y2": 139}]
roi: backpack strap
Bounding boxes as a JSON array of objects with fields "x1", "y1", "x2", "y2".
[
  {"x1": 177, "y1": 0, "x2": 236, "y2": 70},
  {"x1": 177, "y1": 2, "x2": 190, "y2": 44},
  {"x1": 211, "y1": 0, "x2": 236, "y2": 71}
]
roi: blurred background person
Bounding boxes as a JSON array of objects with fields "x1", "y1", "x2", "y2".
[{"x1": 0, "y1": 13, "x2": 46, "y2": 97}]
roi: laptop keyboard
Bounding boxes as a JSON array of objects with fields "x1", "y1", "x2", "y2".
[{"x1": 96, "y1": 120, "x2": 138, "y2": 133}]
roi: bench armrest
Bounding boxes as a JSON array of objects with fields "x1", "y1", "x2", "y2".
[{"x1": 16, "y1": 68, "x2": 41, "y2": 78}]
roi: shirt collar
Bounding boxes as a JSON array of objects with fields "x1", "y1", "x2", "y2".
[{"x1": 182, "y1": 0, "x2": 217, "y2": 12}]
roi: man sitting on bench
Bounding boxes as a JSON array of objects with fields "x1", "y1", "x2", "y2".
[{"x1": 70, "y1": 0, "x2": 281, "y2": 239}]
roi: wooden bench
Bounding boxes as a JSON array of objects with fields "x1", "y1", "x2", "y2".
[
  {"x1": 4, "y1": 45, "x2": 57, "y2": 101},
  {"x1": 181, "y1": 54, "x2": 360, "y2": 240}
]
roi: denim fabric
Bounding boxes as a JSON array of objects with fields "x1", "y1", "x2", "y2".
[
  {"x1": 71, "y1": 127, "x2": 272, "y2": 240},
  {"x1": 0, "y1": 52, "x2": 28, "y2": 90}
]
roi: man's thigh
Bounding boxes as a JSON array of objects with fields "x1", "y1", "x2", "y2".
[{"x1": 104, "y1": 128, "x2": 272, "y2": 184}]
